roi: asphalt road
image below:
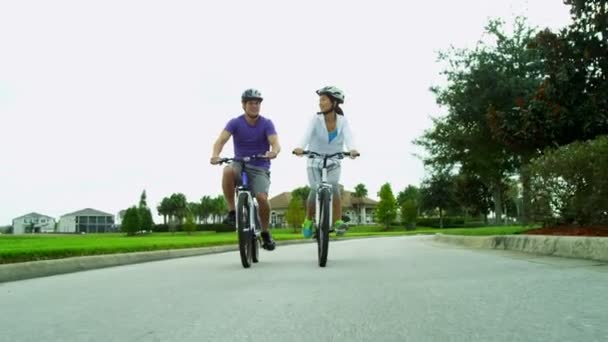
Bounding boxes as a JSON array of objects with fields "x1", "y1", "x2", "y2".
[{"x1": 1, "y1": 236, "x2": 607, "y2": 342}]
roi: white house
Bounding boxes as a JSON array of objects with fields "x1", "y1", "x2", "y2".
[
  {"x1": 11, "y1": 213, "x2": 56, "y2": 234},
  {"x1": 58, "y1": 208, "x2": 115, "y2": 233}
]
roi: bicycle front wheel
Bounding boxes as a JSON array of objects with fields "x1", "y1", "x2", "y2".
[
  {"x1": 237, "y1": 192, "x2": 253, "y2": 268},
  {"x1": 318, "y1": 189, "x2": 331, "y2": 267}
]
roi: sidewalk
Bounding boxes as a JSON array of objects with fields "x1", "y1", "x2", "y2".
[{"x1": 434, "y1": 233, "x2": 608, "y2": 262}]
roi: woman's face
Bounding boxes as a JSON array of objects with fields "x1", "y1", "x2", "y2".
[{"x1": 319, "y1": 95, "x2": 334, "y2": 113}]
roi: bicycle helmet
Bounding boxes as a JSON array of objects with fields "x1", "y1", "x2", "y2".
[
  {"x1": 241, "y1": 88, "x2": 263, "y2": 102},
  {"x1": 316, "y1": 86, "x2": 345, "y2": 104}
]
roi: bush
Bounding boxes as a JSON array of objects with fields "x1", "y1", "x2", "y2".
[
  {"x1": 151, "y1": 223, "x2": 234, "y2": 233},
  {"x1": 529, "y1": 135, "x2": 608, "y2": 226},
  {"x1": 122, "y1": 207, "x2": 141, "y2": 236},
  {"x1": 401, "y1": 199, "x2": 418, "y2": 230},
  {"x1": 416, "y1": 217, "x2": 486, "y2": 228}
]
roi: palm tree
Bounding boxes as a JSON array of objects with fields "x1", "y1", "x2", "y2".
[
  {"x1": 170, "y1": 193, "x2": 188, "y2": 224},
  {"x1": 200, "y1": 196, "x2": 214, "y2": 224},
  {"x1": 157, "y1": 197, "x2": 171, "y2": 224},
  {"x1": 353, "y1": 183, "x2": 368, "y2": 224}
]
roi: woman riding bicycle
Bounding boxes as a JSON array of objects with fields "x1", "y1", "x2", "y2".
[{"x1": 293, "y1": 86, "x2": 359, "y2": 238}]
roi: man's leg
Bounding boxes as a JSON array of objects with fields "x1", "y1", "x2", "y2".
[
  {"x1": 222, "y1": 165, "x2": 236, "y2": 211},
  {"x1": 222, "y1": 164, "x2": 241, "y2": 225},
  {"x1": 250, "y1": 167, "x2": 275, "y2": 250},
  {"x1": 256, "y1": 192, "x2": 270, "y2": 232}
]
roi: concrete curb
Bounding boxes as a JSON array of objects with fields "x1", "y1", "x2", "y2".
[
  {"x1": 433, "y1": 234, "x2": 608, "y2": 262},
  {"x1": 0, "y1": 239, "x2": 313, "y2": 283}
]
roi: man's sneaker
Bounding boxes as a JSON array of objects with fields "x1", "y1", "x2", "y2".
[
  {"x1": 334, "y1": 220, "x2": 348, "y2": 236},
  {"x1": 302, "y1": 219, "x2": 313, "y2": 238},
  {"x1": 261, "y1": 231, "x2": 276, "y2": 251},
  {"x1": 223, "y1": 210, "x2": 236, "y2": 226}
]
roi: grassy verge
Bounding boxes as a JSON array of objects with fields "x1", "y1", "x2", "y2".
[{"x1": 0, "y1": 226, "x2": 533, "y2": 264}]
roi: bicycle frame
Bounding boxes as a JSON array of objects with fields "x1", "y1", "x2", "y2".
[{"x1": 233, "y1": 160, "x2": 261, "y2": 236}]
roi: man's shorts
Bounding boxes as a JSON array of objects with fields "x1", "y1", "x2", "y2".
[{"x1": 230, "y1": 162, "x2": 271, "y2": 196}]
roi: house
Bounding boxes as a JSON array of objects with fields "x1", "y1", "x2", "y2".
[
  {"x1": 269, "y1": 186, "x2": 378, "y2": 228},
  {"x1": 58, "y1": 208, "x2": 115, "y2": 233},
  {"x1": 11, "y1": 213, "x2": 56, "y2": 234}
]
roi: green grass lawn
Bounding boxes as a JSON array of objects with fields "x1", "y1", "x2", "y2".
[{"x1": 0, "y1": 225, "x2": 533, "y2": 264}]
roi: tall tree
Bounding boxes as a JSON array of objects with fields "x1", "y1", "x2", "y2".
[
  {"x1": 375, "y1": 183, "x2": 397, "y2": 230},
  {"x1": 138, "y1": 190, "x2": 154, "y2": 231},
  {"x1": 416, "y1": 17, "x2": 541, "y2": 224},
  {"x1": 285, "y1": 194, "x2": 306, "y2": 233},
  {"x1": 419, "y1": 173, "x2": 457, "y2": 229},
  {"x1": 352, "y1": 183, "x2": 368, "y2": 224}
]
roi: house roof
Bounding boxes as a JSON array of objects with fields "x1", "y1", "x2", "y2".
[
  {"x1": 61, "y1": 208, "x2": 114, "y2": 218},
  {"x1": 269, "y1": 188, "x2": 378, "y2": 210},
  {"x1": 12, "y1": 212, "x2": 55, "y2": 221}
]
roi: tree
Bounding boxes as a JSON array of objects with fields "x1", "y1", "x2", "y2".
[
  {"x1": 453, "y1": 173, "x2": 493, "y2": 224},
  {"x1": 139, "y1": 190, "x2": 148, "y2": 208},
  {"x1": 291, "y1": 186, "x2": 311, "y2": 209},
  {"x1": 157, "y1": 197, "x2": 171, "y2": 224},
  {"x1": 375, "y1": 183, "x2": 397, "y2": 229},
  {"x1": 416, "y1": 17, "x2": 541, "y2": 225},
  {"x1": 183, "y1": 212, "x2": 197, "y2": 235},
  {"x1": 285, "y1": 193, "x2": 306, "y2": 233},
  {"x1": 211, "y1": 195, "x2": 228, "y2": 224},
  {"x1": 138, "y1": 207, "x2": 154, "y2": 231},
  {"x1": 188, "y1": 202, "x2": 202, "y2": 223},
  {"x1": 400, "y1": 199, "x2": 418, "y2": 230},
  {"x1": 419, "y1": 173, "x2": 457, "y2": 229},
  {"x1": 200, "y1": 196, "x2": 214, "y2": 223},
  {"x1": 169, "y1": 193, "x2": 188, "y2": 225},
  {"x1": 138, "y1": 190, "x2": 154, "y2": 231},
  {"x1": 488, "y1": 3, "x2": 608, "y2": 223},
  {"x1": 122, "y1": 207, "x2": 140, "y2": 236},
  {"x1": 397, "y1": 185, "x2": 419, "y2": 206},
  {"x1": 352, "y1": 183, "x2": 368, "y2": 224}
]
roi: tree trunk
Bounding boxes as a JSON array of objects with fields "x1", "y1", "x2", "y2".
[
  {"x1": 439, "y1": 207, "x2": 444, "y2": 229},
  {"x1": 520, "y1": 159, "x2": 532, "y2": 225},
  {"x1": 492, "y1": 186, "x2": 503, "y2": 225}
]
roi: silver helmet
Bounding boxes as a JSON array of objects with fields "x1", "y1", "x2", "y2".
[
  {"x1": 241, "y1": 88, "x2": 263, "y2": 102},
  {"x1": 316, "y1": 86, "x2": 345, "y2": 104}
]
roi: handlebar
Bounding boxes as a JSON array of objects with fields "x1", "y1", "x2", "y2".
[
  {"x1": 216, "y1": 154, "x2": 268, "y2": 165},
  {"x1": 292, "y1": 151, "x2": 360, "y2": 159}
]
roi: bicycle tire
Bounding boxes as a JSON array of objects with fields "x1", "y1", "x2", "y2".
[
  {"x1": 318, "y1": 188, "x2": 331, "y2": 267},
  {"x1": 237, "y1": 192, "x2": 253, "y2": 268}
]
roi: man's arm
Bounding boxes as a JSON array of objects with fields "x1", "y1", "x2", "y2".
[
  {"x1": 210, "y1": 130, "x2": 232, "y2": 164},
  {"x1": 266, "y1": 134, "x2": 281, "y2": 159}
]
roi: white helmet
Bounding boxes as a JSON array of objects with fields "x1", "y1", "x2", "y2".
[
  {"x1": 241, "y1": 88, "x2": 263, "y2": 102},
  {"x1": 316, "y1": 86, "x2": 345, "y2": 104}
]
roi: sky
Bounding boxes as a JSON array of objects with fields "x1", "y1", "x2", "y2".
[{"x1": 0, "y1": 0, "x2": 572, "y2": 225}]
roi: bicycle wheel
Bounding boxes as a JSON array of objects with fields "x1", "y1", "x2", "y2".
[
  {"x1": 237, "y1": 192, "x2": 253, "y2": 268},
  {"x1": 318, "y1": 188, "x2": 331, "y2": 267},
  {"x1": 252, "y1": 206, "x2": 261, "y2": 263}
]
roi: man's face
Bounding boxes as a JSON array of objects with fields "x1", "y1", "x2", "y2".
[{"x1": 243, "y1": 100, "x2": 261, "y2": 118}]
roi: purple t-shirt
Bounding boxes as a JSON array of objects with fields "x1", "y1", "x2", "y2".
[{"x1": 225, "y1": 114, "x2": 277, "y2": 170}]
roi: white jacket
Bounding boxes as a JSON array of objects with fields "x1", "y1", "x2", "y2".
[{"x1": 297, "y1": 114, "x2": 356, "y2": 164}]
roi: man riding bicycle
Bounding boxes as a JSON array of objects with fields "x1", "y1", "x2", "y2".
[{"x1": 210, "y1": 88, "x2": 281, "y2": 251}]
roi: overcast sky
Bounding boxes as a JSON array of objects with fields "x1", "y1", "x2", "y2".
[{"x1": 0, "y1": 0, "x2": 572, "y2": 225}]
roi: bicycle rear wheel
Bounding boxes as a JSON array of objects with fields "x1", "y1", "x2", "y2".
[
  {"x1": 318, "y1": 189, "x2": 330, "y2": 267},
  {"x1": 237, "y1": 192, "x2": 253, "y2": 268}
]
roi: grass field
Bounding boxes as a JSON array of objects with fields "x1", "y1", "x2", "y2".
[{"x1": 0, "y1": 225, "x2": 533, "y2": 264}]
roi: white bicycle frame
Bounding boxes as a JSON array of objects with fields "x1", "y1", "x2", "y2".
[
  {"x1": 234, "y1": 175, "x2": 261, "y2": 236},
  {"x1": 315, "y1": 164, "x2": 333, "y2": 226}
]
